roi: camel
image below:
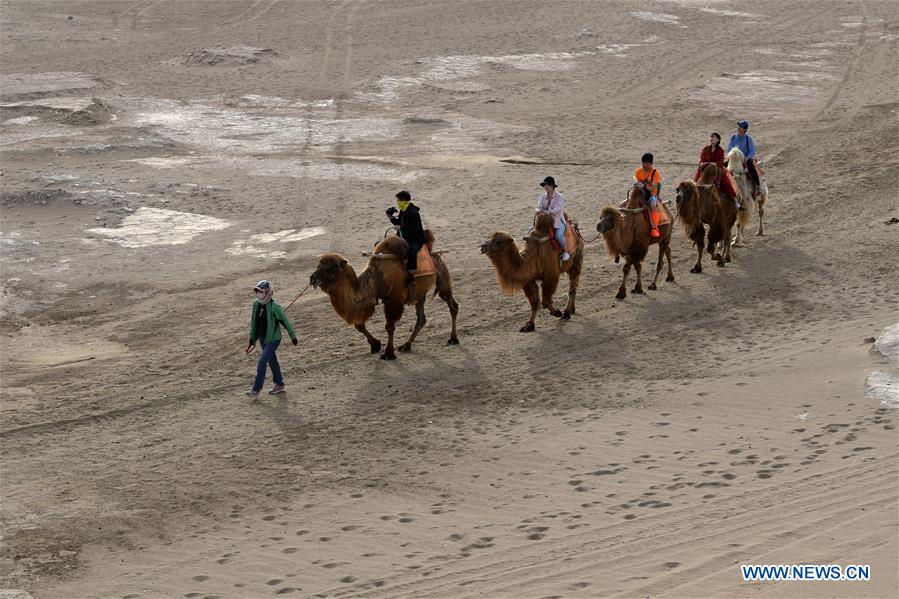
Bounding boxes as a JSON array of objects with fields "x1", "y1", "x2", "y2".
[
  {"x1": 480, "y1": 212, "x2": 584, "y2": 332},
  {"x1": 674, "y1": 164, "x2": 738, "y2": 273},
  {"x1": 596, "y1": 185, "x2": 674, "y2": 299},
  {"x1": 726, "y1": 147, "x2": 769, "y2": 245},
  {"x1": 308, "y1": 231, "x2": 459, "y2": 360}
]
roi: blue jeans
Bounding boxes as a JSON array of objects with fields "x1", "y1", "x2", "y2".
[
  {"x1": 554, "y1": 222, "x2": 567, "y2": 252},
  {"x1": 253, "y1": 339, "x2": 282, "y2": 392}
]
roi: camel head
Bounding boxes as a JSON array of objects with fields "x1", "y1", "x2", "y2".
[
  {"x1": 596, "y1": 207, "x2": 620, "y2": 233},
  {"x1": 480, "y1": 231, "x2": 516, "y2": 258},
  {"x1": 675, "y1": 181, "x2": 696, "y2": 208},
  {"x1": 726, "y1": 147, "x2": 746, "y2": 174},
  {"x1": 309, "y1": 253, "x2": 349, "y2": 290}
]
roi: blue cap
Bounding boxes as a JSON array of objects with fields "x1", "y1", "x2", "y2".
[
  {"x1": 253, "y1": 279, "x2": 270, "y2": 291},
  {"x1": 737, "y1": 120, "x2": 749, "y2": 129}
]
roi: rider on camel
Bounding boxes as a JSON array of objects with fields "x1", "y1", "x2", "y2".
[
  {"x1": 633, "y1": 153, "x2": 662, "y2": 238},
  {"x1": 386, "y1": 190, "x2": 426, "y2": 289},
  {"x1": 727, "y1": 120, "x2": 762, "y2": 198},
  {"x1": 695, "y1": 132, "x2": 742, "y2": 209},
  {"x1": 536, "y1": 176, "x2": 571, "y2": 262}
]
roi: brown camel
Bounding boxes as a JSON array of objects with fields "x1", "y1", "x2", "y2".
[
  {"x1": 480, "y1": 212, "x2": 584, "y2": 332},
  {"x1": 674, "y1": 164, "x2": 738, "y2": 273},
  {"x1": 596, "y1": 185, "x2": 674, "y2": 299},
  {"x1": 309, "y1": 231, "x2": 459, "y2": 360}
]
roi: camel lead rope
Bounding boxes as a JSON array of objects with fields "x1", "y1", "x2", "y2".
[{"x1": 284, "y1": 283, "x2": 310, "y2": 312}]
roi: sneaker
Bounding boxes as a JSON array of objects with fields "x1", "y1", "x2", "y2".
[
  {"x1": 246, "y1": 389, "x2": 260, "y2": 399},
  {"x1": 649, "y1": 228, "x2": 660, "y2": 238},
  {"x1": 268, "y1": 384, "x2": 285, "y2": 395},
  {"x1": 561, "y1": 251, "x2": 571, "y2": 262}
]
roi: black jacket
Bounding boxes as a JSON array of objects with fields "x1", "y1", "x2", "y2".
[{"x1": 389, "y1": 203, "x2": 426, "y2": 245}]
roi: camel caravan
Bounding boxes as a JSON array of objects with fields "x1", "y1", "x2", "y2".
[{"x1": 300, "y1": 121, "x2": 769, "y2": 362}]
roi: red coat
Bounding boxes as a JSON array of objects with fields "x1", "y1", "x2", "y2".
[{"x1": 694, "y1": 145, "x2": 737, "y2": 199}]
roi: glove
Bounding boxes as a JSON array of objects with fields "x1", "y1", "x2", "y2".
[
  {"x1": 291, "y1": 337, "x2": 298, "y2": 346},
  {"x1": 386, "y1": 206, "x2": 398, "y2": 217}
]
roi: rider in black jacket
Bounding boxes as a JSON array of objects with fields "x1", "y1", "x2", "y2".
[{"x1": 386, "y1": 190, "x2": 426, "y2": 287}]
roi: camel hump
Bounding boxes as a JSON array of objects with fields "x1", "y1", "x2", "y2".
[
  {"x1": 534, "y1": 212, "x2": 555, "y2": 234},
  {"x1": 423, "y1": 229, "x2": 435, "y2": 246},
  {"x1": 373, "y1": 235, "x2": 407, "y2": 258}
]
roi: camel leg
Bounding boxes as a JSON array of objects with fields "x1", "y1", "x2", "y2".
[
  {"x1": 440, "y1": 291, "x2": 459, "y2": 345},
  {"x1": 648, "y1": 241, "x2": 666, "y2": 290},
  {"x1": 380, "y1": 302, "x2": 403, "y2": 360},
  {"x1": 520, "y1": 280, "x2": 539, "y2": 332},
  {"x1": 562, "y1": 252, "x2": 582, "y2": 320},
  {"x1": 541, "y1": 273, "x2": 562, "y2": 317},
  {"x1": 733, "y1": 209, "x2": 747, "y2": 247},
  {"x1": 756, "y1": 196, "x2": 766, "y2": 236},
  {"x1": 690, "y1": 228, "x2": 704, "y2": 274},
  {"x1": 398, "y1": 297, "x2": 426, "y2": 353},
  {"x1": 723, "y1": 222, "x2": 734, "y2": 263},
  {"x1": 632, "y1": 260, "x2": 645, "y2": 294},
  {"x1": 708, "y1": 227, "x2": 725, "y2": 268},
  {"x1": 617, "y1": 262, "x2": 631, "y2": 299},
  {"x1": 435, "y1": 260, "x2": 460, "y2": 344},
  {"x1": 665, "y1": 244, "x2": 675, "y2": 282},
  {"x1": 355, "y1": 323, "x2": 381, "y2": 354}
]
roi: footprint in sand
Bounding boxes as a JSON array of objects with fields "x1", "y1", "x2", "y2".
[
  {"x1": 266, "y1": 579, "x2": 282, "y2": 585},
  {"x1": 191, "y1": 575, "x2": 209, "y2": 582},
  {"x1": 282, "y1": 547, "x2": 297, "y2": 554}
]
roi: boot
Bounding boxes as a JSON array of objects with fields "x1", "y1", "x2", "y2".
[
  {"x1": 649, "y1": 210, "x2": 660, "y2": 238},
  {"x1": 406, "y1": 271, "x2": 416, "y2": 289}
]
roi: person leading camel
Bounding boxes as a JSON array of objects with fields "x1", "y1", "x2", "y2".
[
  {"x1": 694, "y1": 132, "x2": 742, "y2": 209},
  {"x1": 536, "y1": 176, "x2": 570, "y2": 262},
  {"x1": 634, "y1": 153, "x2": 662, "y2": 238},
  {"x1": 386, "y1": 190, "x2": 426, "y2": 289},
  {"x1": 245, "y1": 280, "x2": 298, "y2": 399},
  {"x1": 727, "y1": 120, "x2": 761, "y2": 197}
]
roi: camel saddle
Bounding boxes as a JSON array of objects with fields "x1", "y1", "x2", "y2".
[
  {"x1": 549, "y1": 216, "x2": 583, "y2": 253},
  {"x1": 414, "y1": 245, "x2": 436, "y2": 277}
]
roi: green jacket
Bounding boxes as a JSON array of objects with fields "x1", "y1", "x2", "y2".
[{"x1": 249, "y1": 300, "x2": 297, "y2": 344}]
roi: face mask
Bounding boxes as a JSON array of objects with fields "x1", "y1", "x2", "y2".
[{"x1": 397, "y1": 200, "x2": 410, "y2": 212}]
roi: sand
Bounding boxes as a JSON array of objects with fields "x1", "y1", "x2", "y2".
[{"x1": 1, "y1": 1, "x2": 897, "y2": 597}]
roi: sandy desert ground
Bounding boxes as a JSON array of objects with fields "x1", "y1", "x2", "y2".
[{"x1": 1, "y1": 1, "x2": 897, "y2": 597}]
